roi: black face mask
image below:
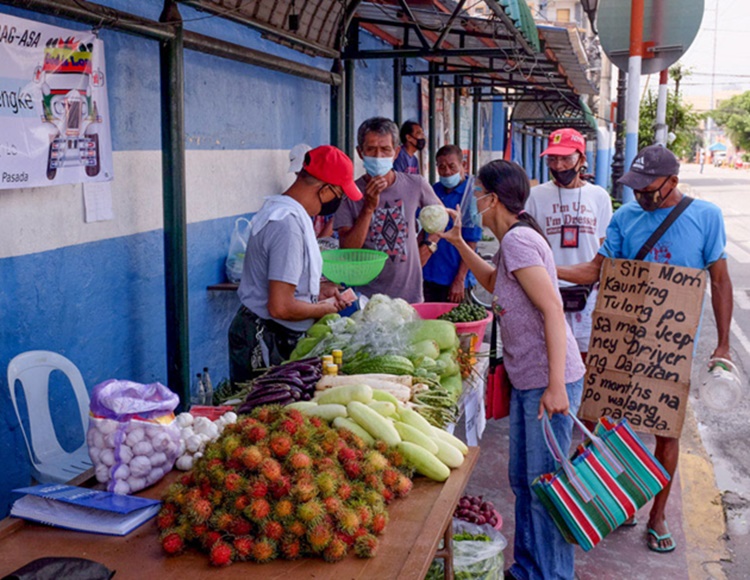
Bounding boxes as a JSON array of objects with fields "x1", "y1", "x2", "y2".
[
  {"x1": 550, "y1": 167, "x2": 579, "y2": 187},
  {"x1": 318, "y1": 185, "x2": 343, "y2": 216},
  {"x1": 414, "y1": 138, "x2": 426, "y2": 151}
]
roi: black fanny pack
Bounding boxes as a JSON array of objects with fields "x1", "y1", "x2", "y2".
[{"x1": 559, "y1": 285, "x2": 593, "y2": 312}]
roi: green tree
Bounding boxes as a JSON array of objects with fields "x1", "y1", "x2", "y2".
[
  {"x1": 639, "y1": 89, "x2": 703, "y2": 159},
  {"x1": 712, "y1": 91, "x2": 750, "y2": 151}
]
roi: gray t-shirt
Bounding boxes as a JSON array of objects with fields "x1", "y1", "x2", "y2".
[
  {"x1": 237, "y1": 216, "x2": 315, "y2": 332},
  {"x1": 493, "y1": 226, "x2": 585, "y2": 390},
  {"x1": 334, "y1": 172, "x2": 441, "y2": 303}
]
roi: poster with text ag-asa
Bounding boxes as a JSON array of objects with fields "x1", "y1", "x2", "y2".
[{"x1": 0, "y1": 13, "x2": 113, "y2": 190}]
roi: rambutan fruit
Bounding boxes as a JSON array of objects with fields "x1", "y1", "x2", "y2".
[
  {"x1": 245, "y1": 498, "x2": 271, "y2": 522},
  {"x1": 269, "y1": 475, "x2": 292, "y2": 499},
  {"x1": 374, "y1": 440, "x2": 389, "y2": 454},
  {"x1": 309, "y1": 416, "x2": 323, "y2": 428},
  {"x1": 178, "y1": 472, "x2": 195, "y2": 487},
  {"x1": 381, "y1": 468, "x2": 399, "y2": 488},
  {"x1": 317, "y1": 457, "x2": 336, "y2": 471},
  {"x1": 202, "y1": 530, "x2": 223, "y2": 549},
  {"x1": 222, "y1": 434, "x2": 242, "y2": 458},
  {"x1": 307, "y1": 522, "x2": 333, "y2": 552},
  {"x1": 156, "y1": 511, "x2": 177, "y2": 530},
  {"x1": 251, "y1": 537, "x2": 277, "y2": 563},
  {"x1": 323, "y1": 496, "x2": 343, "y2": 516},
  {"x1": 364, "y1": 473, "x2": 384, "y2": 492},
  {"x1": 240, "y1": 445, "x2": 265, "y2": 470},
  {"x1": 385, "y1": 448, "x2": 406, "y2": 468},
  {"x1": 224, "y1": 472, "x2": 245, "y2": 494},
  {"x1": 363, "y1": 450, "x2": 389, "y2": 473},
  {"x1": 343, "y1": 460, "x2": 362, "y2": 480},
  {"x1": 287, "y1": 520, "x2": 306, "y2": 538},
  {"x1": 269, "y1": 434, "x2": 293, "y2": 458},
  {"x1": 353, "y1": 526, "x2": 369, "y2": 540},
  {"x1": 297, "y1": 498, "x2": 325, "y2": 524},
  {"x1": 274, "y1": 498, "x2": 295, "y2": 520},
  {"x1": 394, "y1": 474, "x2": 413, "y2": 497},
  {"x1": 292, "y1": 480, "x2": 318, "y2": 503},
  {"x1": 233, "y1": 536, "x2": 254, "y2": 561},
  {"x1": 264, "y1": 519, "x2": 284, "y2": 541},
  {"x1": 247, "y1": 425, "x2": 268, "y2": 444},
  {"x1": 254, "y1": 405, "x2": 281, "y2": 425},
  {"x1": 187, "y1": 498, "x2": 212, "y2": 524},
  {"x1": 225, "y1": 459, "x2": 243, "y2": 472},
  {"x1": 161, "y1": 532, "x2": 185, "y2": 555},
  {"x1": 286, "y1": 408, "x2": 306, "y2": 425},
  {"x1": 336, "y1": 530, "x2": 356, "y2": 547},
  {"x1": 316, "y1": 472, "x2": 338, "y2": 497},
  {"x1": 234, "y1": 495, "x2": 250, "y2": 511},
  {"x1": 337, "y1": 482, "x2": 353, "y2": 501},
  {"x1": 338, "y1": 446, "x2": 357, "y2": 463},
  {"x1": 382, "y1": 488, "x2": 395, "y2": 504},
  {"x1": 280, "y1": 535, "x2": 302, "y2": 560},
  {"x1": 354, "y1": 533, "x2": 379, "y2": 558},
  {"x1": 356, "y1": 504, "x2": 373, "y2": 527},
  {"x1": 192, "y1": 523, "x2": 208, "y2": 539},
  {"x1": 336, "y1": 508, "x2": 361, "y2": 535},
  {"x1": 371, "y1": 512, "x2": 388, "y2": 535},
  {"x1": 209, "y1": 541, "x2": 234, "y2": 567},
  {"x1": 260, "y1": 458, "x2": 282, "y2": 482},
  {"x1": 249, "y1": 478, "x2": 269, "y2": 499},
  {"x1": 323, "y1": 537, "x2": 349, "y2": 562},
  {"x1": 278, "y1": 418, "x2": 299, "y2": 436},
  {"x1": 212, "y1": 510, "x2": 235, "y2": 531},
  {"x1": 230, "y1": 517, "x2": 252, "y2": 537},
  {"x1": 288, "y1": 450, "x2": 313, "y2": 471}
]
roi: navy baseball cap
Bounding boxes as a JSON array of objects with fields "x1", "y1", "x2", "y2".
[{"x1": 618, "y1": 145, "x2": 680, "y2": 190}]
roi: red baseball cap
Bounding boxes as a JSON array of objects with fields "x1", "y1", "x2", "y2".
[
  {"x1": 303, "y1": 145, "x2": 362, "y2": 201},
  {"x1": 540, "y1": 128, "x2": 586, "y2": 157}
]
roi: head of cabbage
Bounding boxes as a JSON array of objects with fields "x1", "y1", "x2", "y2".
[{"x1": 420, "y1": 204, "x2": 449, "y2": 234}]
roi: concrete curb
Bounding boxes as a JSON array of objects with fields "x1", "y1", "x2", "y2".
[{"x1": 680, "y1": 401, "x2": 730, "y2": 579}]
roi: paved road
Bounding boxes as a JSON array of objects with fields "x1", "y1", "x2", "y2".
[{"x1": 680, "y1": 163, "x2": 750, "y2": 579}]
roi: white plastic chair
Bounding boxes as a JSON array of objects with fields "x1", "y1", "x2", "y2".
[{"x1": 7, "y1": 351, "x2": 93, "y2": 483}]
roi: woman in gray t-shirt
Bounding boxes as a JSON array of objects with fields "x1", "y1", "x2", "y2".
[{"x1": 439, "y1": 160, "x2": 584, "y2": 580}]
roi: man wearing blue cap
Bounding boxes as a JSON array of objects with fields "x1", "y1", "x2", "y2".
[{"x1": 557, "y1": 144, "x2": 734, "y2": 554}]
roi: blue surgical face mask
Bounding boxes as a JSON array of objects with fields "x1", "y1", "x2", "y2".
[
  {"x1": 471, "y1": 193, "x2": 494, "y2": 227},
  {"x1": 439, "y1": 172, "x2": 462, "y2": 189},
  {"x1": 363, "y1": 156, "x2": 393, "y2": 177}
]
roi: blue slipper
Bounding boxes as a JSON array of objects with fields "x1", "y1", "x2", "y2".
[
  {"x1": 647, "y1": 526, "x2": 676, "y2": 553},
  {"x1": 622, "y1": 516, "x2": 638, "y2": 528}
]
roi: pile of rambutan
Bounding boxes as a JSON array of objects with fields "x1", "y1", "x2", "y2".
[{"x1": 157, "y1": 406, "x2": 413, "y2": 566}]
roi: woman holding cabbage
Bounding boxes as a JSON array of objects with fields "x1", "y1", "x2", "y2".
[{"x1": 438, "y1": 159, "x2": 585, "y2": 580}]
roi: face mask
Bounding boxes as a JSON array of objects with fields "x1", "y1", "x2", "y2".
[
  {"x1": 414, "y1": 138, "x2": 426, "y2": 151},
  {"x1": 439, "y1": 172, "x2": 462, "y2": 189},
  {"x1": 363, "y1": 156, "x2": 393, "y2": 177},
  {"x1": 550, "y1": 167, "x2": 579, "y2": 186},
  {"x1": 318, "y1": 186, "x2": 343, "y2": 216},
  {"x1": 635, "y1": 178, "x2": 673, "y2": 212},
  {"x1": 471, "y1": 193, "x2": 493, "y2": 227}
]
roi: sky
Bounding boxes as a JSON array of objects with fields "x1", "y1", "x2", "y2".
[{"x1": 662, "y1": 0, "x2": 750, "y2": 99}]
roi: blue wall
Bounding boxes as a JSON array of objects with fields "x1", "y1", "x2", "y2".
[{"x1": 0, "y1": 3, "x2": 425, "y2": 517}]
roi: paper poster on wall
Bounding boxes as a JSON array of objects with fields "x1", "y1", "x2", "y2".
[
  {"x1": 0, "y1": 13, "x2": 113, "y2": 190},
  {"x1": 579, "y1": 259, "x2": 706, "y2": 438}
]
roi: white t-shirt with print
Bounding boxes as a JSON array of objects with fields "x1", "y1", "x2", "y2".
[{"x1": 526, "y1": 180, "x2": 613, "y2": 351}]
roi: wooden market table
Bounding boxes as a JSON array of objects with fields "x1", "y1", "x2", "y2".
[{"x1": 0, "y1": 448, "x2": 479, "y2": 580}]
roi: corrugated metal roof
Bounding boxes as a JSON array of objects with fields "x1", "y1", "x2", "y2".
[
  {"x1": 493, "y1": 0, "x2": 540, "y2": 53},
  {"x1": 537, "y1": 24, "x2": 596, "y2": 96}
]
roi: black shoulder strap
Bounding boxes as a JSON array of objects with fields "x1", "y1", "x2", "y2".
[
  {"x1": 635, "y1": 196, "x2": 694, "y2": 261},
  {"x1": 490, "y1": 312, "x2": 500, "y2": 367}
]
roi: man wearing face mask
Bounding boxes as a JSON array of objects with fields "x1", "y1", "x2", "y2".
[
  {"x1": 526, "y1": 128, "x2": 613, "y2": 359},
  {"x1": 393, "y1": 120, "x2": 425, "y2": 175},
  {"x1": 422, "y1": 145, "x2": 484, "y2": 303},
  {"x1": 334, "y1": 117, "x2": 441, "y2": 303},
  {"x1": 228, "y1": 145, "x2": 360, "y2": 385},
  {"x1": 558, "y1": 144, "x2": 733, "y2": 555}
]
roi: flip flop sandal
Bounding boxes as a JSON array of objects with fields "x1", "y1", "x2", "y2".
[
  {"x1": 647, "y1": 527, "x2": 676, "y2": 553},
  {"x1": 621, "y1": 517, "x2": 638, "y2": 528}
]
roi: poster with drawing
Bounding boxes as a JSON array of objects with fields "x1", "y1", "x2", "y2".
[
  {"x1": 579, "y1": 259, "x2": 706, "y2": 438},
  {"x1": 0, "y1": 13, "x2": 113, "y2": 190}
]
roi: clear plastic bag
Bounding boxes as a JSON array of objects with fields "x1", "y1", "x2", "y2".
[
  {"x1": 87, "y1": 380, "x2": 181, "y2": 495},
  {"x1": 225, "y1": 217, "x2": 251, "y2": 284},
  {"x1": 427, "y1": 519, "x2": 507, "y2": 580}
]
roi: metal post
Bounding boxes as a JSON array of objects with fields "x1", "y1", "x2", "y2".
[
  {"x1": 393, "y1": 58, "x2": 403, "y2": 128},
  {"x1": 654, "y1": 69, "x2": 669, "y2": 146},
  {"x1": 453, "y1": 77, "x2": 462, "y2": 146},
  {"x1": 471, "y1": 88, "x2": 480, "y2": 175},
  {"x1": 428, "y1": 62, "x2": 437, "y2": 183},
  {"x1": 611, "y1": 69, "x2": 627, "y2": 202},
  {"x1": 344, "y1": 57, "x2": 355, "y2": 159},
  {"x1": 159, "y1": 1, "x2": 190, "y2": 407},
  {"x1": 624, "y1": 0, "x2": 645, "y2": 203},
  {"x1": 330, "y1": 59, "x2": 344, "y2": 148}
]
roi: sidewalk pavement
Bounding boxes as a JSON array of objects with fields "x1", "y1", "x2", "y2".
[{"x1": 462, "y1": 402, "x2": 730, "y2": 580}]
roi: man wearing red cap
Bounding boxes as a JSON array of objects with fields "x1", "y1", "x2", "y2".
[
  {"x1": 526, "y1": 128, "x2": 612, "y2": 360},
  {"x1": 228, "y1": 145, "x2": 360, "y2": 384}
]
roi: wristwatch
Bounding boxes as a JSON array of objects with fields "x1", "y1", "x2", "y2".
[{"x1": 425, "y1": 241, "x2": 438, "y2": 254}]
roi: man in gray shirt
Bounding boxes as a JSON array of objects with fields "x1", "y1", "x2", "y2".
[
  {"x1": 229, "y1": 145, "x2": 360, "y2": 384},
  {"x1": 334, "y1": 117, "x2": 441, "y2": 303}
]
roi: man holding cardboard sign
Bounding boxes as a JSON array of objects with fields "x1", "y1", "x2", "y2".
[{"x1": 558, "y1": 145, "x2": 733, "y2": 554}]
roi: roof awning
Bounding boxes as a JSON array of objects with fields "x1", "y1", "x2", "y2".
[
  {"x1": 511, "y1": 95, "x2": 597, "y2": 135},
  {"x1": 537, "y1": 24, "x2": 596, "y2": 96}
]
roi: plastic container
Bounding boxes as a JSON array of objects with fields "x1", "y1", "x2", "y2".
[
  {"x1": 321, "y1": 249, "x2": 388, "y2": 286},
  {"x1": 411, "y1": 302, "x2": 491, "y2": 349},
  {"x1": 189, "y1": 405, "x2": 234, "y2": 421},
  {"x1": 701, "y1": 358, "x2": 743, "y2": 411}
]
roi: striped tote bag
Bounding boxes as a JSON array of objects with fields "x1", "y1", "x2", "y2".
[{"x1": 532, "y1": 414, "x2": 670, "y2": 551}]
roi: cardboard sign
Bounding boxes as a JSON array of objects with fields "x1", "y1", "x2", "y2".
[{"x1": 579, "y1": 259, "x2": 706, "y2": 438}]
